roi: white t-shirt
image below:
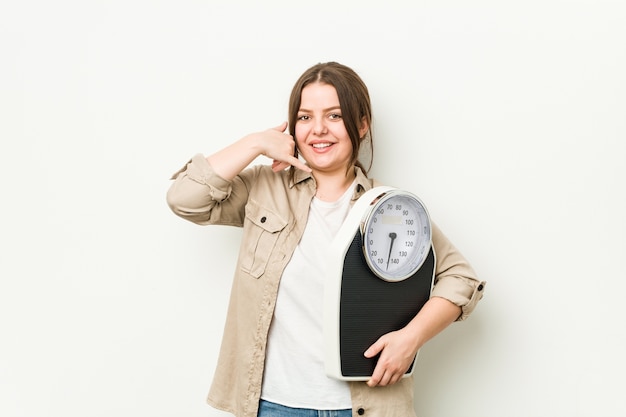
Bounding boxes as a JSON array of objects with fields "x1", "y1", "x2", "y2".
[{"x1": 260, "y1": 183, "x2": 355, "y2": 409}]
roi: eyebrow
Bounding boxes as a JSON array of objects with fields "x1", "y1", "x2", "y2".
[{"x1": 298, "y1": 105, "x2": 342, "y2": 113}]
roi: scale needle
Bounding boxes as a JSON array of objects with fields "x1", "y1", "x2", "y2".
[{"x1": 386, "y1": 232, "x2": 397, "y2": 270}]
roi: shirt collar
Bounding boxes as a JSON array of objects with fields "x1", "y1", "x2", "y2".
[{"x1": 289, "y1": 165, "x2": 373, "y2": 196}]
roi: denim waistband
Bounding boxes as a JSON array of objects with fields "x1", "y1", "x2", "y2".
[{"x1": 258, "y1": 399, "x2": 352, "y2": 417}]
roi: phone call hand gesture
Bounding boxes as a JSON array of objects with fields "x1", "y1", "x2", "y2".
[
  {"x1": 206, "y1": 122, "x2": 311, "y2": 181},
  {"x1": 259, "y1": 122, "x2": 311, "y2": 173}
]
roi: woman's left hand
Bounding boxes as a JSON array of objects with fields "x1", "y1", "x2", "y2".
[
  {"x1": 363, "y1": 328, "x2": 419, "y2": 387},
  {"x1": 363, "y1": 297, "x2": 462, "y2": 387}
]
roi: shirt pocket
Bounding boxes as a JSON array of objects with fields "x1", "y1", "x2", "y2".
[{"x1": 240, "y1": 200, "x2": 288, "y2": 279}]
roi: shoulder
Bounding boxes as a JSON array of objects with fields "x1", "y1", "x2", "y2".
[{"x1": 371, "y1": 178, "x2": 385, "y2": 188}]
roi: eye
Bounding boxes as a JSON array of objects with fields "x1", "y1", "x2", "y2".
[
  {"x1": 297, "y1": 114, "x2": 310, "y2": 121},
  {"x1": 328, "y1": 113, "x2": 342, "y2": 120}
]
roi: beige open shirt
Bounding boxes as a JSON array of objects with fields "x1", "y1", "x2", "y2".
[{"x1": 167, "y1": 154, "x2": 486, "y2": 417}]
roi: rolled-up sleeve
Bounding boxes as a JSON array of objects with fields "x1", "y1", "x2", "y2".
[
  {"x1": 430, "y1": 222, "x2": 486, "y2": 321},
  {"x1": 166, "y1": 153, "x2": 245, "y2": 226}
]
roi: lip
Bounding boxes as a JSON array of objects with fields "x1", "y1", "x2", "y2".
[{"x1": 310, "y1": 141, "x2": 335, "y2": 150}]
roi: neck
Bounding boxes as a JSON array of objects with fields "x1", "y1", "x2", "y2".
[{"x1": 313, "y1": 167, "x2": 356, "y2": 202}]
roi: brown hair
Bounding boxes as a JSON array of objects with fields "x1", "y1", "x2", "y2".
[{"x1": 288, "y1": 62, "x2": 373, "y2": 177}]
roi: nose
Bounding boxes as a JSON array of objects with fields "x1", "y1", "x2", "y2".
[{"x1": 313, "y1": 119, "x2": 327, "y2": 135}]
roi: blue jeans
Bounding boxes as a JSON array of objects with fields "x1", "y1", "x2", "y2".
[{"x1": 258, "y1": 399, "x2": 352, "y2": 417}]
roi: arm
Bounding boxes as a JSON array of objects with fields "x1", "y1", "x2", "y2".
[
  {"x1": 364, "y1": 297, "x2": 461, "y2": 387},
  {"x1": 166, "y1": 123, "x2": 311, "y2": 224},
  {"x1": 207, "y1": 122, "x2": 310, "y2": 180},
  {"x1": 364, "y1": 222, "x2": 486, "y2": 387}
]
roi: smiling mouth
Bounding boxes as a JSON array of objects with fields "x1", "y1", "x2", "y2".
[{"x1": 312, "y1": 143, "x2": 333, "y2": 149}]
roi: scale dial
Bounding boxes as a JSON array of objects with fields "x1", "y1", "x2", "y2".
[{"x1": 361, "y1": 190, "x2": 432, "y2": 282}]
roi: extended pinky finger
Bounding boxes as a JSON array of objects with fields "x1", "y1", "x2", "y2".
[{"x1": 290, "y1": 157, "x2": 312, "y2": 172}]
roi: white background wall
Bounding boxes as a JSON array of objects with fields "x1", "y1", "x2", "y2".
[{"x1": 1, "y1": 1, "x2": 625, "y2": 416}]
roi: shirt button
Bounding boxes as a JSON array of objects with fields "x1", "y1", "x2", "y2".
[
  {"x1": 477, "y1": 284, "x2": 484, "y2": 291},
  {"x1": 260, "y1": 216, "x2": 267, "y2": 223},
  {"x1": 357, "y1": 408, "x2": 365, "y2": 415}
]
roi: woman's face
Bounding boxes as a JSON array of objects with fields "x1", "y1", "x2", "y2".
[{"x1": 295, "y1": 82, "x2": 361, "y2": 176}]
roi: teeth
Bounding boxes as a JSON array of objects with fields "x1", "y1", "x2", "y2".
[{"x1": 312, "y1": 143, "x2": 332, "y2": 149}]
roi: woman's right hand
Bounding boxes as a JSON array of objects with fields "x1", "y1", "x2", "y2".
[
  {"x1": 258, "y1": 122, "x2": 311, "y2": 173},
  {"x1": 206, "y1": 122, "x2": 311, "y2": 181}
]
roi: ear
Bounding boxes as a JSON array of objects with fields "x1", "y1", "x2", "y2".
[{"x1": 359, "y1": 117, "x2": 370, "y2": 139}]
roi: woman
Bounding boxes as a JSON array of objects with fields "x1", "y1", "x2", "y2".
[{"x1": 167, "y1": 62, "x2": 485, "y2": 417}]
